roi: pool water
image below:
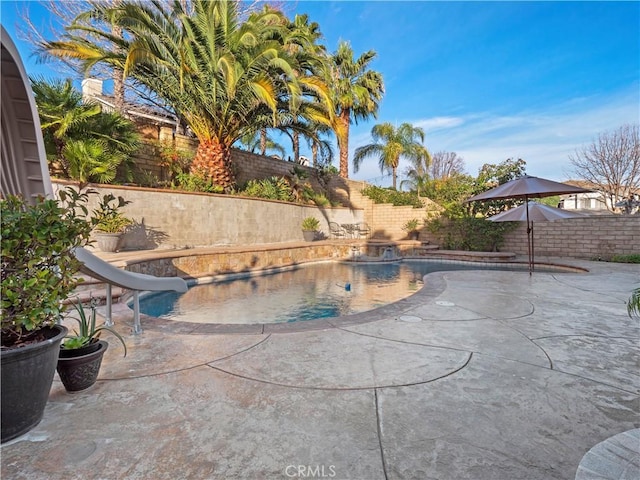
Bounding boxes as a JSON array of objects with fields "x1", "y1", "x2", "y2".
[{"x1": 137, "y1": 260, "x2": 521, "y2": 325}]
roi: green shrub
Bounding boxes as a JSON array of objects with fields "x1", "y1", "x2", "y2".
[
  {"x1": 173, "y1": 173, "x2": 223, "y2": 193},
  {"x1": 1, "y1": 188, "x2": 93, "y2": 345},
  {"x1": 92, "y1": 193, "x2": 133, "y2": 233},
  {"x1": 426, "y1": 216, "x2": 517, "y2": 252},
  {"x1": 301, "y1": 216, "x2": 320, "y2": 231},
  {"x1": 402, "y1": 218, "x2": 420, "y2": 232},
  {"x1": 238, "y1": 176, "x2": 333, "y2": 206},
  {"x1": 310, "y1": 192, "x2": 331, "y2": 207},
  {"x1": 361, "y1": 185, "x2": 424, "y2": 208},
  {"x1": 610, "y1": 254, "x2": 640, "y2": 264},
  {"x1": 241, "y1": 177, "x2": 294, "y2": 202}
]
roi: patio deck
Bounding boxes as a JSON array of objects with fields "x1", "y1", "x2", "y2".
[{"x1": 1, "y1": 255, "x2": 638, "y2": 479}]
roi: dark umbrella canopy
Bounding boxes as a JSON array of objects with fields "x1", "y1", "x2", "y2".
[
  {"x1": 467, "y1": 175, "x2": 591, "y2": 202},
  {"x1": 488, "y1": 201, "x2": 585, "y2": 222},
  {"x1": 467, "y1": 175, "x2": 591, "y2": 274}
]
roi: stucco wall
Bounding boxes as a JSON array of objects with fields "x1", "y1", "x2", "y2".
[
  {"x1": 502, "y1": 215, "x2": 640, "y2": 260},
  {"x1": 52, "y1": 181, "x2": 362, "y2": 250}
]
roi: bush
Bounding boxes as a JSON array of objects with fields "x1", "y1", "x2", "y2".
[
  {"x1": 402, "y1": 218, "x2": 420, "y2": 232},
  {"x1": 241, "y1": 177, "x2": 294, "y2": 202},
  {"x1": 301, "y1": 217, "x2": 320, "y2": 231},
  {"x1": 426, "y1": 216, "x2": 517, "y2": 252},
  {"x1": 1, "y1": 189, "x2": 93, "y2": 345},
  {"x1": 610, "y1": 254, "x2": 640, "y2": 264},
  {"x1": 361, "y1": 185, "x2": 424, "y2": 208},
  {"x1": 173, "y1": 173, "x2": 223, "y2": 193},
  {"x1": 310, "y1": 192, "x2": 331, "y2": 207}
]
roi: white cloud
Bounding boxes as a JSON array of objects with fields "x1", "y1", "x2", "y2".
[
  {"x1": 386, "y1": 85, "x2": 640, "y2": 184},
  {"x1": 414, "y1": 116, "x2": 465, "y2": 131}
]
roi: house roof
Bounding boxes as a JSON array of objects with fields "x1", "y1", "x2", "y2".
[
  {"x1": 90, "y1": 92, "x2": 178, "y2": 127},
  {"x1": 564, "y1": 179, "x2": 640, "y2": 196}
]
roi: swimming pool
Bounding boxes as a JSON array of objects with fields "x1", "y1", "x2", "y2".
[{"x1": 137, "y1": 260, "x2": 529, "y2": 325}]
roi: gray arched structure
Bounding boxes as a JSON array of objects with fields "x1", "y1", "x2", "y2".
[
  {"x1": 1, "y1": 27, "x2": 53, "y2": 201},
  {"x1": 0, "y1": 26, "x2": 187, "y2": 334}
]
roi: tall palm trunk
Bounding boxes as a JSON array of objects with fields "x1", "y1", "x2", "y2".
[
  {"x1": 311, "y1": 141, "x2": 318, "y2": 167},
  {"x1": 111, "y1": 24, "x2": 125, "y2": 114},
  {"x1": 260, "y1": 128, "x2": 267, "y2": 155},
  {"x1": 338, "y1": 109, "x2": 350, "y2": 178},
  {"x1": 191, "y1": 140, "x2": 235, "y2": 189},
  {"x1": 293, "y1": 131, "x2": 300, "y2": 163},
  {"x1": 392, "y1": 165, "x2": 398, "y2": 189}
]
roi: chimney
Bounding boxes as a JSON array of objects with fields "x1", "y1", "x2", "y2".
[{"x1": 81, "y1": 78, "x2": 103, "y2": 101}]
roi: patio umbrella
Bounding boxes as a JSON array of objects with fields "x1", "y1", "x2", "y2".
[
  {"x1": 488, "y1": 201, "x2": 586, "y2": 222},
  {"x1": 466, "y1": 175, "x2": 591, "y2": 274},
  {"x1": 488, "y1": 201, "x2": 585, "y2": 273}
]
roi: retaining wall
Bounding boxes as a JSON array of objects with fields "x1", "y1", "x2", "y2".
[{"x1": 52, "y1": 181, "x2": 362, "y2": 250}]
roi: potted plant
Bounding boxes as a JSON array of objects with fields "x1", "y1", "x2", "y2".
[
  {"x1": 1, "y1": 188, "x2": 93, "y2": 442},
  {"x1": 402, "y1": 218, "x2": 421, "y2": 240},
  {"x1": 92, "y1": 193, "x2": 133, "y2": 252},
  {"x1": 628, "y1": 287, "x2": 640, "y2": 319},
  {"x1": 57, "y1": 299, "x2": 127, "y2": 392},
  {"x1": 301, "y1": 216, "x2": 320, "y2": 241}
]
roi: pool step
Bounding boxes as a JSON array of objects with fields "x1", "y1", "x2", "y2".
[{"x1": 67, "y1": 274, "x2": 127, "y2": 307}]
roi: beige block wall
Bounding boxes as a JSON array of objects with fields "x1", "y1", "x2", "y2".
[
  {"x1": 502, "y1": 215, "x2": 640, "y2": 259},
  {"x1": 327, "y1": 176, "x2": 442, "y2": 242}
]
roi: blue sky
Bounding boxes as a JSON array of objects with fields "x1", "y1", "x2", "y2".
[{"x1": 2, "y1": 1, "x2": 638, "y2": 186}]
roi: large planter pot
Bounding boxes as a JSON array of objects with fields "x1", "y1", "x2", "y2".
[
  {"x1": 1, "y1": 325, "x2": 68, "y2": 443},
  {"x1": 95, "y1": 232, "x2": 123, "y2": 252},
  {"x1": 57, "y1": 340, "x2": 108, "y2": 392},
  {"x1": 302, "y1": 230, "x2": 316, "y2": 242}
]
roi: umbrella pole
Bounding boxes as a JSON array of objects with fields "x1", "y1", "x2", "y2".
[
  {"x1": 526, "y1": 199, "x2": 532, "y2": 275},
  {"x1": 531, "y1": 222, "x2": 535, "y2": 273}
]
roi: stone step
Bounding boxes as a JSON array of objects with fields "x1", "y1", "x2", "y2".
[{"x1": 67, "y1": 281, "x2": 127, "y2": 307}]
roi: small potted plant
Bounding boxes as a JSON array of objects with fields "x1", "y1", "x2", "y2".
[
  {"x1": 629, "y1": 287, "x2": 640, "y2": 319},
  {"x1": 57, "y1": 299, "x2": 127, "y2": 392},
  {"x1": 402, "y1": 218, "x2": 421, "y2": 240},
  {"x1": 301, "y1": 216, "x2": 320, "y2": 241},
  {"x1": 92, "y1": 193, "x2": 133, "y2": 252},
  {"x1": 1, "y1": 188, "x2": 93, "y2": 442}
]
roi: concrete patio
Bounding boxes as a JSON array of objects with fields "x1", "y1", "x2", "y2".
[{"x1": 1, "y1": 257, "x2": 638, "y2": 479}]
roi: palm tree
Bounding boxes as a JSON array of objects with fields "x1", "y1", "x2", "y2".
[
  {"x1": 328, "y1": 41, "x2": 384, "y2": 179},
  {"x1": 401, "y1": 147, "x2": 433, "y2": 196},
  {"x1": 281, "y1": 14, "x2": 331, "y2": 164},
  {"x1": 305, "y1": 120, "x2": 334, "y2": 167},
  {"x1": 44, "y1": 0, "x2": 332, "y2": 190},
  {"x1": 400, "y1": 169, "x2": 431, "y2": 198},
  {"x1": 31, "y1": 77, "x2": 138, "y2": 185},
  {"x1": 236, "y1": 130, "x2": 286, "y2": 159},
  {"x1": 353, "y1": 123, "x2": 430, "y2": 190}
]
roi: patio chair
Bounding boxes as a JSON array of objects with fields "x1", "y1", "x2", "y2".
[
  {"x1": 329, "y1": 222, "x2": 347, "y2": 239},
  {"x1": 356, "y1": 222, "x2": 371, "y2": 238}
]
